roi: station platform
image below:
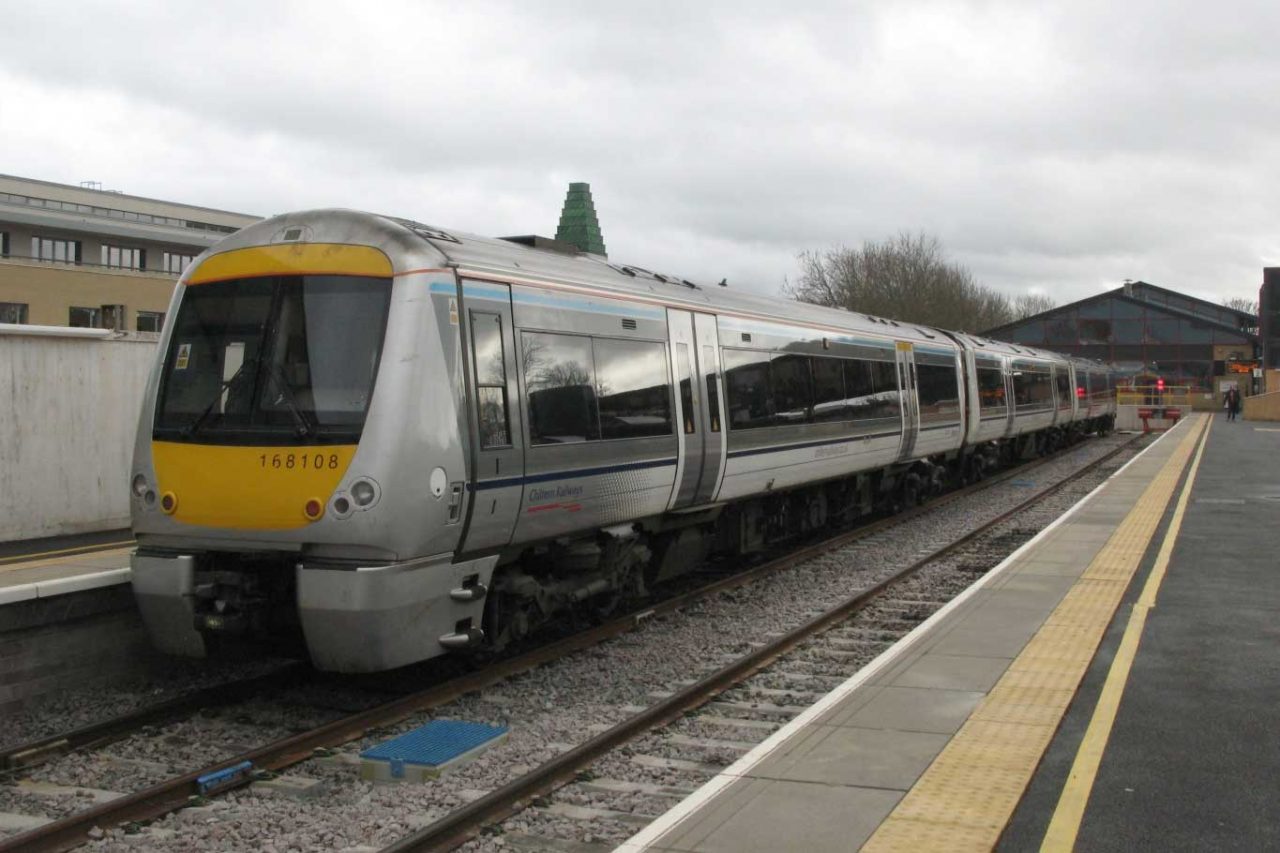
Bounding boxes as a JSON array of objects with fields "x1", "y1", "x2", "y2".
[
  {"x1": 620, "y1": 412, "x2": 1279, "y2": 852},
  {"x1": 0, "y1": 531, "x2": 132, "y2": 605}
]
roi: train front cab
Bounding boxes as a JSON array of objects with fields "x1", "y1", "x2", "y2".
[{"x1": 130, "y1": 217, "x2": 497, "y2": 672}]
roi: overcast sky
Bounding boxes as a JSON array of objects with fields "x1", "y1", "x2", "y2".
[{"x1": 2, "y1": 1, "x2": 1275, "y2": 307}]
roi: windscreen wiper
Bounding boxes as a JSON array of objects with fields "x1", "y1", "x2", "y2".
[
  {"x1": 265, "y1": 363, "x2": 317, "y2": 439},
  {"x1": 183, "y1": 357, "x2": 258, "y2": 437}
]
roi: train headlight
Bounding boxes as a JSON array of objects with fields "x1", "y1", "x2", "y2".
[
  {"x1": 351, "y1": 478, "x2": 379, "y2": 508},
  {"x1": 132, "y1": 474, "x2": 149, "y2": 498}
]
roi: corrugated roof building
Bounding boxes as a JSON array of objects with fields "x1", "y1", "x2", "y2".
[{"x1": 984, "y1": 280, "x2": 1258, "y2": 391}]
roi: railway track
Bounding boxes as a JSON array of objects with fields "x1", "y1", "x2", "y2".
[
  {"x1": 386, "y1": 435, "x2": 1142, "y2": 852},
  {"x1": 0, "y1": 433, "x2": 1139, "y2": 852}
]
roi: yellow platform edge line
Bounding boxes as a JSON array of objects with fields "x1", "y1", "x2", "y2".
[
  {"x1": 1040, "y1": 416, "x2": 1213, "y2": 852},
  {"x1": 861, "y1": 416, "x2": 1209, "y2": 852},
  {"x1": 0, "y1": 540, "x2": 134, "y2": 566},
  {"x1": 0, "y1": 545, "x2": 135, "y2": 574}
]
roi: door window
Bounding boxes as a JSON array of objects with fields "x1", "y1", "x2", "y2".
[{"x1": 471, "y1": 313, "x2": 510, "y2": 448}]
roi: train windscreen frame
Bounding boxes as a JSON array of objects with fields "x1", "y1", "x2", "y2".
[{"x1": 153, "y1": 274, "x2": 392, "y2": 445}]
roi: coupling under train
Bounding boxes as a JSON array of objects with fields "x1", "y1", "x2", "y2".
[{"x1": 129, "y1": 210, "x2": 1117, "y2": 672}]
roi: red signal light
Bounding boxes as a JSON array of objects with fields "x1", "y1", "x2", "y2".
[
  {"x1": 1156, "y1": 378, "x2": 1165, "y2": 391},
  {"x1": 1076, "y1": 386, "x2": 1085, "y2": 398}
]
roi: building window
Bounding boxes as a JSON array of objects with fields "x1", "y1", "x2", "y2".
[
  {"x1": 101, "y1": 245, "x2": 146, "y2": 270},
  {"x1": 31, "y1": 236, "x2": 82, "y2": 264},
  {"x1": 0, "y1": 302, "x2": 28, "y2": 324},
  {"x1": 100, "y1": 304, "x2": 126, "y2": 331},
  {"x1": 163, "y1": 252, "x2": 195, "y2": 274},
  {"x1": 69, "y1": 306, "x2": 101, "y2": 328},
  {"x1": 137, "y1": 311, "x2": 165, "y2": 333},
  {"x1": 1, "y1": 231, "x2": 9, "y2": 257}
]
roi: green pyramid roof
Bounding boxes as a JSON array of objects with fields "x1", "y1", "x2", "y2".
[{"x1": 555, "y1": 182, "x2": 607, "y2": 257}]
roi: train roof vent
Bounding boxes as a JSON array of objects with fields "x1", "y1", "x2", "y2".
[
  {"x1": 499, "y1": 235, "x2": 581, "y2": 255},
  {"x1": 916, "y1": 327, "x2": 937, "y2": 339},
  {"x1": 621, "y1": 318, "x2": 637, "y2": 330},
  {"x1": 608, "y1": 263, "x2": 637, "y2": 277},
  {"x1": 387, "y1": 217, "x2": 461, "y2": 244}
]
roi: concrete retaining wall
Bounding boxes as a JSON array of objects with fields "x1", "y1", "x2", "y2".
[
  {"x1": 0, "y1": 325, "x2": 157, "y2": 542},
  {"x1": 0, "y1": 587, "x2": 154, "y2": 715},
  {"x1": 1244, "y1": 391, "x2": 1280, "y2": 422}
]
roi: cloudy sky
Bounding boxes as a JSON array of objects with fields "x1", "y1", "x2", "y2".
[{"x1": 1, "y1": 1, "x2": 1275, "y2": 306}]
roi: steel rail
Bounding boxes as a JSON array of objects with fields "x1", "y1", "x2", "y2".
[
  {"x1": 0, "y1": 663, "x2": 310, "y2": 774},
  {"x1": 0, "y1": 436, "x2": 1131, "y2": 853},
  {"x1": 380, "y1": 436, "x2": 1141, "y2": 852}
]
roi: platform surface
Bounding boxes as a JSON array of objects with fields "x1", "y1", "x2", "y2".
[
  {"x1": 1001, "y1": 414, "x2": 1280, "y2": 850},
  {"x1": 620, "y1": 415, "x2": 1275, "y2": 852},
  {"x1": 0, "y1": 531, "x2": 132, "y2": 602}
]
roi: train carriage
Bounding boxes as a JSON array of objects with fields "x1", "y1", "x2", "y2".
[{"x1": 129, "y1": 210, "x2": 1115, "y2": 672}]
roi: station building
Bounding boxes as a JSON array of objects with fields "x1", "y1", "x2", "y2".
[
  {"x1": 0, "y1": 174, "x2": 258, "y2": 331},
  {"x1": 984, "y1": 280, "x2": 1259, "y2": 395}
]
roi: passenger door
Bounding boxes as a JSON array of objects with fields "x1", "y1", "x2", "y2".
[
  {"x1": 895, "y1": 341, "x2": 920, "y2": 461},
  {"x1": 667, "y1": 310, "x2": 726, "y2": 509},
  {"x1": 458, "y1": 281, "x2": 525, "y2": 552}
]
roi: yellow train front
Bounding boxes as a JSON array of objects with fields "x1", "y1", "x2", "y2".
[{"x1": 129, "y1": 211, "x2": 492, "y2": 672}]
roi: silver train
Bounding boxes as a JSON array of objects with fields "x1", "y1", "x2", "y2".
[{"x1": 129, "y1": 210, "x2": 1117, "y2": 672}]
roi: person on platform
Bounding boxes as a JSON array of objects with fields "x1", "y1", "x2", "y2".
[{"x1": 1225, "y1": 387, "x2": 1241, "y2": 421}]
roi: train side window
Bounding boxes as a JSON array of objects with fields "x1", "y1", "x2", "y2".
[
  {"x1": 867, "y1": 360, "x2": 902, "y2": 420},
  {"x1": 523, "y1": 331, "x2": 599, "y2": 444},
  {"x1": 470, "y1": 313, "x2": 510, "y2": 448},
  {"x1": 843, "y1": 359, "x2": 876, "y2": 419},
  {"x1": 675, "y1": 343, "x2": 696, "y2": 435},
  {"x1": 1012, "y1": 361, "x2": 1053, "y2": 409},
  {"x1": 976, "y1": 366, "x2": 1006, "y2": 413},
  {"x1": 722, "y1": 348, "x2": 773, "y2": 430},
  {"x1": 594, "y1": 337, "x2": 672, "y2": 440},
  {"x1": 916, "y1": 363, "x2": 960, "y2": 422},
  {"x1": 771, "y1": 353, "x2": 813, "y2": 424},
  {"x1": 811, "y1": 356, "x2": 846, "y2": 422},
  {"x1": 702, "y1": 344, "x2": 720, "y2": 432},
  {"x1": 1054, "y1": 371, "x2": 1071, "y2": 409}
]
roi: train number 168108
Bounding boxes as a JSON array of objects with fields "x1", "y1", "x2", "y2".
[{"x1": 258, "y1": 453, "x2": 341, "y2": 470}]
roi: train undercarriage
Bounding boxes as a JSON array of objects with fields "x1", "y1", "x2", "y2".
[{"x1": 476, "y1": 415, "x2": 1115, "y2": 656}]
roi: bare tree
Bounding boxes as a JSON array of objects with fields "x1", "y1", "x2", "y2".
[
  {"x1": 1221, "y1": 296, "x2": 1258, "y2": 315},
  {"x1": 785, "y1": 232, "x2": 1015, "y2": 333},
  {"x1": 1012, "y1": 293, "x2": 1057, "y2": 320}
]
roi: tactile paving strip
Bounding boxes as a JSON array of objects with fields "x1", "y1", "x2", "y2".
[{"x1": 863, "y1": 416, "x2": 1207, "y2": 852}]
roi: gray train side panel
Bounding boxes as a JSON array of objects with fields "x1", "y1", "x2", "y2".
[{"x1": 508, "y1": 282, "x2": 678, "y2": 546}]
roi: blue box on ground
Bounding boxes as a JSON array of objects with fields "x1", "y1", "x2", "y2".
[{"x1": 359, "y1": 719, "x2": 509, "y2": 783}]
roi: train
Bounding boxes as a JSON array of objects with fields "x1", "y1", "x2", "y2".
[{"x1": 128, "y1": 210, "x2": 1117, "y2": 672}]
